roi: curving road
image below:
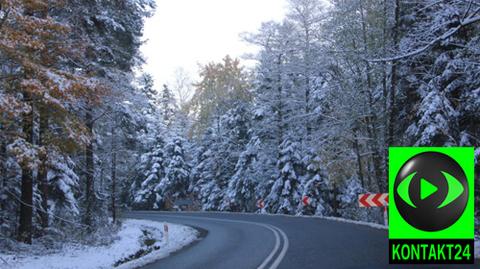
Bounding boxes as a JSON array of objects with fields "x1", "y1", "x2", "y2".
[{"x1": 125, "y1": 211, "x2": 478, "y2": 269}]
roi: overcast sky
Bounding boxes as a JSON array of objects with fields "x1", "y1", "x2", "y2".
[{"x1": 140, "y1": 0, "x2": 287, "y2": 89}]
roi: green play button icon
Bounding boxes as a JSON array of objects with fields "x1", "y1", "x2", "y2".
[{"x1": 420, "y1": 178, "x2": 438, "y2": 200}]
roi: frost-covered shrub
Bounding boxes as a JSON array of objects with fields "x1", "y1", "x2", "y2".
[{"x1": 337, "y1": 177, "x2": 381, "y2": 223}]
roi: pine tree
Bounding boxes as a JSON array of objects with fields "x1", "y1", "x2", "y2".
[
  {"x1": 298, "y1": 153, "x2": 332, "y2": 216},
  {"x1": 0, "y1": 0, "x2": 160, "y2": 246},
  {"x1": 0, "y1": 0, "x2": 100, "y2": 243},
  {"x1": 191, "y1": 130, "x2": 223, "y2": 211},
  {"x1": 132, "y1": 138, "x2": 165, "y2": 209},
  {"x1": 47, "y1": 151, "x2": 80, "y2": 220},
  {"x1": 223, "y1": 136, "x2": 260, "y2": 212},
  {"x1": 406, "y1": 86, "x2": 458, "y2": 146},
  {"x1": 395, "y1": 1, "x2": 480, "y2": 149},
  {"x1": 336, "y1": 177, "x2": 370, "y2": 221},
  {"x1": 160, "y1": 84, "x2": 177, "y2": 126},
  {"x1": 265, "y1": 139, "x2": 303, "y2": 214},
  {"x1": 216, "y1": 103, "x2": 251, "y2": 211},
  {"x1": 64, "y1": 0, "x2": 154, "y2": 226},
  {"x1": 140, "y1": 73, "x2": 160, "y2": 113},
  {"x1": 155, "y1": 137, "x2": 190, "y2": 209}
]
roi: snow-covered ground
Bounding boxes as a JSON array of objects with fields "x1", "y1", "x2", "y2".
[{"x1": 0, "y1": 219, "x2": 198, "y2": 269}]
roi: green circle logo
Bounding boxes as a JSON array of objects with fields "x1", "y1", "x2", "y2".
[{"x1": 394, "y1": 151, "x2": 468, "y2": 231}]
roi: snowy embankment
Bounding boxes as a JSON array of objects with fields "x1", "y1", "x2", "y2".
[{"x1": 0, "y1": 219, "x2": 198, "y2": 269}]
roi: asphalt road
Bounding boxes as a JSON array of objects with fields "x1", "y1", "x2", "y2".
[{"x1": 125, "y1": 211, "x2": 478, "y2": 269}]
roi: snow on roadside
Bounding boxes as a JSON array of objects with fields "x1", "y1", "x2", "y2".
[
  {"x1": 319, "y1": 216, "x2": 387, "y2": 230},
  {"x1": 171, "y1": 210, "x2": 390, "y2": 230},
  {"x1": 0, "y1": 219, "x2": 198, "y2": 269}
]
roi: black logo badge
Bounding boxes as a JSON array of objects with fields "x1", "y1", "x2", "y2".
[{"x1": 394, "y1": 151, "x2": 468, "y2": 231}]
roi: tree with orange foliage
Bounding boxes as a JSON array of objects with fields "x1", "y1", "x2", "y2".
[{"x1": 0, "y1": 0, "x2": 101, "y2": 243}]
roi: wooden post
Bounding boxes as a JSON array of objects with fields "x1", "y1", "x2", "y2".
[{"x1": 164, "y1": 223, "x2": 169, "y2": 244}]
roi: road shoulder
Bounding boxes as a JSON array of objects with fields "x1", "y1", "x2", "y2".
[{"x1": 0, "y1": 219, "x2": 199, "y2": 269}]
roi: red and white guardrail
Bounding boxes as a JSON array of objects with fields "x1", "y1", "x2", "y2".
[
  {"x1": 358, "y1": 193, "x2": 389, "y2": 207},
  {"x1": 359, "y1": 193, "x2": 389, "y2": 225}
]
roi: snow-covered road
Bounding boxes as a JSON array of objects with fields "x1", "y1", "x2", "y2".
[{"x1": 0, "y1": 219, "x2": 198, "y2": 269}]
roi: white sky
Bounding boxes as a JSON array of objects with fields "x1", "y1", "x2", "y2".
[{"x1": 140, "y1": 0, "x2": 288, "y2": 88}]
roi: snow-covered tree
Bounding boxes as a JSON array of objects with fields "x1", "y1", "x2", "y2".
[
  {"x1": 222, "y1": 135, "x2": 259, "y2": 212},
  {"x1": 298, "y1": 154, "x2": 332, "y2": 216},
  {"x1": 47, "y1": 151, "x2": 80, "y2": 222},
  {"x1": 191, "y1": 132, "x2": 223, "y2": 211},
  {"x1": 265, "y1": 139, "x2": 303, "y2": 214},
  {"x1": 406, "y1": 86, "x2": 458, "y2": 146},
  {"x1": 131, "y1": 139, "x2": 165, "y2": 209},
  {"x1": 336, "y1": 177, "x2": 370, "y2": 222},
  {"x1": 160, "y1": 84, "x2": 177, "y2": 126},
  {"x1": 154, "y1": 138, "x2": 191, "y2": 209},
  {"x1": 0, "y1": 0, "x2": 165, "y2": 245},
  {"x1": 139, "y1": 73, "x2": 160, "y2": 114}
]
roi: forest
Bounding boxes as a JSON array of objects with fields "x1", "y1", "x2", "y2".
[{"x1": 0, "y1": 0, "x2": 479, "y2": 249}]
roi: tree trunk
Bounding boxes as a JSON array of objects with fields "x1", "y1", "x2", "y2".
[
  {"x1": 18, "y1": 92, "x2": 33, "y2": 244},
  {"x1": 276, "y1": 53, "x2": 284, "y2": 153},
  {"x1": 353, "y1": 129, "x2": 365, "y2": 189},
  {"x1": 304, "y1": 28, "x2": 312, "y2": 141},
  {"x1": 331, "y1": 182, "x2": 339, "y2": 217},
  {"x1": 359, "y1": 1, "x2": 386, "y2": 192},
  {"x1": 305, "y1": 75, "x2": 311, "y2": 139},
  {"x1": 84, "y1": 110, "x2": 94, "y2": 227},
  {"x1": 382, "y1": 0, "x2": 390, "y2": 182},
  {"x1": 110, "y1": 124, "x2": 117, "y2": 224},
  {"x1": 382, "y1": 0, "x2": 388, "y2": 115},
  {"x1": 38, "y1": 105, "x2": 49, "y2": 229},
  {"x1": 365, "y1": 116, "x2": 385, "y2": 192},
  {"x1": 0, "y1": 119, "x2": 6, "y2": 220},
  {"x1": 387, "y1": 0, "x2": 401, "y2": 147}
]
